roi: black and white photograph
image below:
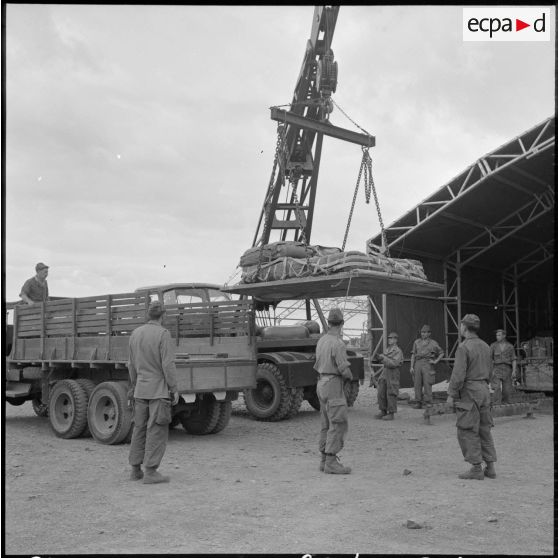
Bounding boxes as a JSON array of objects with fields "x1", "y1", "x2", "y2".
[{"x1": 3, "y1": 5, "x2": 555, "y2": 555}]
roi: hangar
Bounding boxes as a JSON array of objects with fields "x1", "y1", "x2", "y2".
[{"x1": 366, "y1": 116, "x2": 554, "y2": 370}]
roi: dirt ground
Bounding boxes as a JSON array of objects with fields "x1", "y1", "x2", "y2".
[{"x1": 3, "y1": 379, "x2": 554, "y2": 556}]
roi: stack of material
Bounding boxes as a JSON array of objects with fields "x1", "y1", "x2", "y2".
[{"x1": 239, "y1": 241, "x2": 428, "y2": 284}]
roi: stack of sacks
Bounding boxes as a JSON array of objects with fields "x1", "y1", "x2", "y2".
[{"x1": 239, "y1": 241, "x2": 428, "y2": 284}]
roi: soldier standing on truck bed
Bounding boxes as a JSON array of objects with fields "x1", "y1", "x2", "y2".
[
  {"x1": 19, "y1": 262, "x2": 49, "y2": 305},
  {"x1": 314, "y1": 308, "x2": 353, "y2": 475},
  {"x1": 410, "y1": 324, "x2": 444, "y2": 409},
  {"x1": 446, "y1": 314, "x2": 498, "y2": 480},
  {"x1": 374, "y1": 331, "x2": 404, "y2": 421},
  {"x1": 489, "y1": 329, "x2": 517, "y2": 405},
  {"x1": 128, "y1": 301, "x2": 179, "y2": 484}
]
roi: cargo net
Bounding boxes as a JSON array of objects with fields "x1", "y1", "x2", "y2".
[{"x1": 239, "y1": 240, "x2": 428, "y2": 284}]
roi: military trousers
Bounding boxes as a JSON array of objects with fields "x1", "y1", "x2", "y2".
[
  {"x1": 455, "y1": 382, "x2": 497, "y2": 465},
  {"x1": 414, "y1": 359, "x2": 436, "y2": 406},
  {"x1": 377, "y1": 367, "x2": 400, "y2": 414},
  {"x1": 490, "y1": 364, "x2": 513, "y2": 404},
  {"x1": 129, "y1": 398, "x2": 172, "y2": 469},
  {"x1": 317, "y1": 375, "x2": 348, "y2": 456}
]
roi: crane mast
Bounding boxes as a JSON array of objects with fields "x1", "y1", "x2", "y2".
[{"x1": 253, "y1": 6, "x2": 373, "y2": 249}]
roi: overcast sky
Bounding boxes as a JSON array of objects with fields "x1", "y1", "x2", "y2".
[{"x1": 4, "y1": 5, "x2": 555, "y2": 302}]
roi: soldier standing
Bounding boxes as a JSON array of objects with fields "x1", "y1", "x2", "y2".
[
  {"x1": 128, "y1": 301, "x2": 179, "y2": 484},
  {"x1": 489, "y1": 329, "x2": 517, "y2": 404},
  {"x1": 374, "y1": 332, "x2": 404, "y2": 421},
  {"x1": 410, "y1": 324, "x2": 444, "y2": 409},
  {"x1": 446, "y1": 314, "x2": 497, "y2": 480},
  {"x1": 314, "y1": 308, "x2": 353, "y2": 475}
]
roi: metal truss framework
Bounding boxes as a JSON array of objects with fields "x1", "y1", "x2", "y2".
[
  {"x1": 369, "y1": 117, "x2": 554, "y2": 356},
  {"x1": 369, "y1": 117, "x2": 554, "y2": 253}
]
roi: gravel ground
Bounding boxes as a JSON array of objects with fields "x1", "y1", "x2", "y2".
[{"x1": 3, "y1": 379, "x2": 554, "y2": 555}]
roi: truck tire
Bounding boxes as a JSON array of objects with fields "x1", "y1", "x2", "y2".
[
  {"x1": 305, "y1": 385, "x2": 320, "y2": 411},
  {"x1": 75, "y1": 379, "x2": 97, "y2": 438},
  {"x1": 209, "y1": 400, "x2": 232, "y2": 434},
  {"x1": 244, "y1": 362, "x2": 292, "y2": 421},
  {"x1": 180, "y1": 395, "x2": 221, "y2": 435},
  {"x1": 32, "y1": 398, "x2": 49, "y2": 417},
  {"x1": 345, "y1": 381, "x2": 360, "y2": 407},
  {"x1": 49, "y1": 379, "x2": 89, "y2": 439},
  {"x1": 285, "y1": 387, "x2": 304, "y2": 418},
  {"x1": 87, "y1": 382, "x2": 132, "y2": 445}
]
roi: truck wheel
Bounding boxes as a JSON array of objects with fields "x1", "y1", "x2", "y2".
[
  {"x1": 49, "y1": 380, "x2": 89, "y2": 439},
  {"x1": 75, "y1": 379, "x2": 97, "y2": 437},
  {"x1": 32, "y1": 398, "x2": 49, "y2": 417},
  {"x1": 244, "y1": 362, "x2": 292, "y2": 421},
  {"x1": 345, "y1": 381, "x2": 360, "y2": 407},
  {"x1": 209, "y1": 401, "x2": 232, "y2": 434},
  {"x1": 305, "y1": 385, "x2": 320, "y2": 411},
  {"x1": 87, "y1": 382, "x2": 132, "y2": 445},
  {"x1": 180, "y1": 395, "x2": 221, "y2": 435},
  {"x1": 285, "y1": 387, "x2": 304, "y2": 418}
]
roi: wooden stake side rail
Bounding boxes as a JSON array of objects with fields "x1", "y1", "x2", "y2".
[{"x1": 10, "y1": 294, "x2": 256, "y2": 364}]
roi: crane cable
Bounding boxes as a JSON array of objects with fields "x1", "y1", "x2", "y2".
[{"x1": 334, "y1": 98, "x2": 389, "y2": 258}]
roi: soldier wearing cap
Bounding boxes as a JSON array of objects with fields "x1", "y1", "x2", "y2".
[
  {"x1": 374, "y1": 332, "x2": 404, "y2": 421},
  {"x1": 489, "y1": 329, "x2": 517, "y2": 404},
  {"x1": 19, "y1": 262, "x2": 50, "y2": 305},
  {"x1": 128, "y1": 300, "x2": 179, "y2": 484},
  {"x1": 314, "y1": 307, "x2": 352, "y2": 474},
  {"x1": 446, "y1": 314, "x2": 497, "y2": 480},
  {"x1": 409, "y1": 324, "x2": 444, "y2": 409}
]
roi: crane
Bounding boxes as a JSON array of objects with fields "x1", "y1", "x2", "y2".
[{"x1": 252, "y1": 6, "x2": 374, "y2": 250}]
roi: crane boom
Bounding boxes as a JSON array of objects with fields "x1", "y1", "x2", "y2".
[{"x1": 252, "y1": 6, "x2": 375, "y2": 249}]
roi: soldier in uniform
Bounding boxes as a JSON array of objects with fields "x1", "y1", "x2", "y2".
[
  {"x1": 446, "y1": 314, "x2": 497, "y2": 480},
  {"x1": 374, "y1": 332, "x2": 404, "y2": 421},
  {"x1": 410, "y1": 325, "x2": 444, "y2": 409},
  {"x1": 489, "y1": 329, "x2": 517, "y2": 404},
  {"x1": 314, "y1": 308, "x2": 352, "y2": 475},
  {"x1": 19, "y1": 262, "x2": 50, "y2": 305},
  {"x1": 128, "y1": 301, "x2": 179, "y2": 484}
]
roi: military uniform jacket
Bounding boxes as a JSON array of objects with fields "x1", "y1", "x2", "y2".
[
  {"x1": 412, "y1": 338, "x2": 443, "y2": 360},
  {"x1": 314, "y1": 332, "x2": 351, "y2": 376},
  {"x1": 128, "y1": 321, "x2": 178, "y2": 399},
  {"x1": 448, "y1": 335, "x2": 492, "y2": 399},
  {"x1": 490, "y1": 340, "x2": 516, "y2": 366},
  {"x1": 381, "y1": 345, "x2": 404, "y2": 370},
  {"x1": 20, "y1": 276, "x2": 49, "y2": 303}
]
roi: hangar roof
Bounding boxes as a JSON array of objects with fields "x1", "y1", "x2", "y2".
[{"x1": 368, "y1": 116, "x2": 555, "y2": 281}]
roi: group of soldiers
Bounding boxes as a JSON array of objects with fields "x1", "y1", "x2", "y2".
[
  {"x1": 315, "y1": 307, "x2": 518, "y2": 479},
  {"x1": 17, "y1": 263, "x2": 516, "y2": 484}
]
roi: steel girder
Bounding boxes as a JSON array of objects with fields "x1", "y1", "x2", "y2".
[{"x1": 370, "y1": 116, "x2": 555, "y2": 253}]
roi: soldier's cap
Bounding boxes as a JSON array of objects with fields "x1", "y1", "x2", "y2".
[
  {"x1": 387, "y1": 332, "x2": 398, "y2": 339},
  {"x1": 147, "y1": 300, "x2": 166, "y2": 318},
  {"x1": 35, "y1": 262, "x2": 49, "y2": 271},
  {"x1": 495, "y1": 328, "x2": 506, "y2": 335},
  {"x1": 420, "y1": 325, "x2": 431, "y2": 333},
  {"x1": 327, "y1": 308, "x2": 344, "y2": 324},
  {"x1": 461, "y1": 314, "x2": 480, "y2": 328}
]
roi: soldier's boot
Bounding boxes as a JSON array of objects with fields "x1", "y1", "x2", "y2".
[
  {"x1": 143, "y1": 467, "x2": 170, "y2": 484},
  {"x1": 484, "y1": 461, "x2": 497, "y2": 479},
  {"x1": 458, "y1": 463, "x2": 484, "y2": 480},
  {"x1": 382, "y1": 412, "x2": 394, "y2": 421},
  {"x1": 319, "y1": 452, "x2": 327, "y2": 472},
  {"x1": 130, "y1": 465, "x2": 143, "y2": 481},
  {"x1": 324, "y1": 454, "x2": 351, "y2": 475},
  {"x1": 374, "y1": 411, "x2": 387, "y2": 419}
]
